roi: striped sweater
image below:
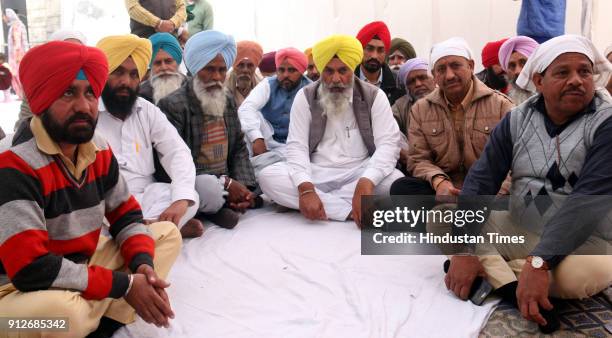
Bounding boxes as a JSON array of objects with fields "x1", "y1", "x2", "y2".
[{"x1": 0, "y1": 123, "x2": 155, "y2": 300}]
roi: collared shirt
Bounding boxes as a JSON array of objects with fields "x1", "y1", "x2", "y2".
[
  {"x1": 286, "y1": 86, "x2": 400, "y2": 186},
  {"x1": 30, "y1": 116, "x2": 98, "y2": 181},
  {"x1": 96, "y1": 97, "x2": 197, "y2": 204},
  {"x1": 359, "y1": 66, "x2": 383, "y2": 87}
]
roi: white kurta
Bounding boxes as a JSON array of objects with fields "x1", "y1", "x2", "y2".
[
  {"x1": 237, "y1": 79, "x2": 286, "y2": 155},
  {"x1": 97, "y1": 98, "x2": 198, "y2": 226},
  {"x1": 259, "y1": 86, "x2": 403, "y2": 221}
]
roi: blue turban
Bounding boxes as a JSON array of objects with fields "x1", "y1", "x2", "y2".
[
  {"x1": 149, "y1": 32, "x2": 183, "y2": 67},
  {"x1": 184, "y1": 30, "x2": 236, "y2": 74}
]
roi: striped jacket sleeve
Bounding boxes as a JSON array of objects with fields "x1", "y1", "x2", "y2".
[
  {"x1": 99, "y1": 147, "x2": 156, "y2": 272},
  {"x1": 0, "y1": 151, "x2": 130, "y2": 300}
]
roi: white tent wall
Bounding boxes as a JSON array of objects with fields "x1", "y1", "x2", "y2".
[
  {"x1": 52, "y1": 0, "x2": 611, "y2": 71},
  {"x1": 207, "y1": 0, "x2": 606, "y2": 71}
]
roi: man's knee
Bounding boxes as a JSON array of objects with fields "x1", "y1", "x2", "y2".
[
  {"x1": 390, "y1": 176, "x2": 434, "y2": 195},
  {"x1": 195, "y1": 175, "x2": 225, "y2": 213},
  {"x1": 149, "y1": 221, "x2": 182, "y2": 251},
  {"x1": 258, "y1": 163, "x2": 289, "y2": 194},
  {"x1": 3, "y1": 291, "x2": 99, "y2": 337},
  {"x1": 375, "y1": 169, "x2": 404, "y2": 195},
  {"x1": 551, "y1": 255, "x2": 612, "y2": 299}
]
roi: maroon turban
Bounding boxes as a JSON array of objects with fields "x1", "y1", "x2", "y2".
[
  {"x1": 259, "y1": 51, "x2": 277, "y2": 73},
  {"x1": 19, "y1": 41, "x2": 109, "y2": 114},
  {"x1": 481, "y1": 38, "x2": 508, "y2": 68},
  {"x1": 356, "y1": 21, "x2": 391, "y2": 53}
]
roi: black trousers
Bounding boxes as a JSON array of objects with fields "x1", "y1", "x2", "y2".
[{"x1": 390, "y1": 176, "x2": 436, "y2": 195}]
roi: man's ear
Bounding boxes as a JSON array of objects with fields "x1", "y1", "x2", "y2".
[
  {"x1": 532, "y1": 72, "x2": 544, "y2": 92},
  {"x1": 468, "y1": 59, "x2": 475, "y2": 72}
]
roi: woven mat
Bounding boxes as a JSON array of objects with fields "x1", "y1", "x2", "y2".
[{"x1": 480, "y1": 288, "x2": 612, "y2": 338}]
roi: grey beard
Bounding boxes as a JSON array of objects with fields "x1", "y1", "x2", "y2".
[
  {"x1": 151, "y1": 71, "x2": 184, "y2": 104},
  {"x1": 235, "y1": 75, "x2": 254, "y2": 91},
  {"x1": 317, "y1": 79, "x2": 353, "y2": 118},
  {"x1": 193, "y1": 78, "x2": 227, "y2": 118}
]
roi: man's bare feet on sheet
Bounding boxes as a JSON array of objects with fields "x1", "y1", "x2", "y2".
[{"x1": 180, "y1": 218, "x2": 205, "y2": 238}]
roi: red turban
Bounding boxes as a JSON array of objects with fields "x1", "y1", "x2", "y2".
[
  {"x1": 275, "y1": 47, "x2": 308, "y2": 74},
  {"x1": 481, "y1": 38, "x2": 508, "y2": 68},
  {"x1": 20, "y1": 41, "x2": 109, "y2": 115},
  {"x1": 356, "y1": 21, "x2": 391, "y2": 53}
]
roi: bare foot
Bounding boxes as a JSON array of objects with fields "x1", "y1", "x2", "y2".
[{"x1": 180, "y1": 218, "x2": 205, "y2": 238}]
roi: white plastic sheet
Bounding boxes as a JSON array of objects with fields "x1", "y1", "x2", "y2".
[{"x1": 116, "y1": 207, "x2": 497, "y2": 338}]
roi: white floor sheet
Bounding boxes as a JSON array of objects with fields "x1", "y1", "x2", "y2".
[{"x1": 114, "y1": 206, "x2": 498, "y2": 338}]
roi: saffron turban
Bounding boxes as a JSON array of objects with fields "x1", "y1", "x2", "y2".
[
  {"x1": 430, "y1": 37, "x2": 473, "y2": 67},
  {"x1": 275, "y1": 48, "x2": 308, "y2": 73},
  {"x1": 19, "y1": 41, "x2": 109, "y2": 115},
  {"x1": 397, "y1": 57, "x2": 429, "y2": 87},
  {"x1": 356, "y1": 21, "x2": 391, "y2": 52},
  {"x1": 481, "y1": 38, "x2": 508, "y2": 68},
  {"x1": 259, "y1": 51, "x2": 277, "y2": 73},
  {"x1": 389, "y1": 38, "x2": 416, "y2": 60},
  {"x1": 234, "y1": 41, "x2": 263, "y2": 68},
  {"x1": 49, "y1": 29, "x2": 87, "y2": 45},
  {"x1": 149, "y1": 32, "x2": 182, "y2": 67},
  {"x1": 184, "y1": 30, "x2": 236, "y2": 74},
  {"x1": 312, "y1": 35, "x2": 363, "y2": 72},
  {"x1": 498, "y1": 36, "x2": 539, "y2": 72},
  {"x1": 96, "y1": 34, "x2": 152, "y2": 80},
  {"x1": 304, "y1": 47, "x2": 313, "y2": 61},
  {"x1": 516, "y1": 34, "x2": 612, "y2": 92}
]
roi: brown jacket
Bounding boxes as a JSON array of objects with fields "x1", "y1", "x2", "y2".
[{"x1": 407, "y1": 77, "x2": 513, "y2": 187}]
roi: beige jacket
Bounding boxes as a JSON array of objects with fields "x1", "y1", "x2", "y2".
[{"x1": 407, "y1": 77, "x2": 514, "y2": 188}]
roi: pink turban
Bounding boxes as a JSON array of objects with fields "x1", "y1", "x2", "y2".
[
  {"x1": 498, "y1": 36, "x2": 539, "y2": 72},
  {"x1": 275, "y1": 47, "x2": 308, "y2": 74}
]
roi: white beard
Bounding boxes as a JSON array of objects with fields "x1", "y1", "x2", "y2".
[
  {"x1": 317, "y1": 80, "x2": 353, "y2": 118},
  {"x1": 193, "y1": 78, "x2": 227, "y2": 118},
  {"x1": 151, "y1": 71, "x2": 184, "y2": 104}
]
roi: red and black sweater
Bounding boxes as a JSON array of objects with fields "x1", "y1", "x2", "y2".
[{"x1": 0, "y1": 126, "x2": 155, "y2": 300}]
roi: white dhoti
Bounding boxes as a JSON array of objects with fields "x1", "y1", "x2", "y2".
[
  {"x1": 135, "y1": 182, "x2": 199, "y2": 228},
  {"x1": 259, "y1": 162, "x2": 404, "y2": 221}
]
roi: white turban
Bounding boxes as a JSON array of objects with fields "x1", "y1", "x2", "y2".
[
  {"x1": 605, "y1": 44, "x2": 612, "y2": 59},
  {"x1": 430, "y1": 37, "x2": 473, "y2": 67},
  {"x1": 50, "y1": 29, "x2": 87, "y2": 45},
  {"x1": 516, "y1": 35, "x2": 612, "y2": 93}
]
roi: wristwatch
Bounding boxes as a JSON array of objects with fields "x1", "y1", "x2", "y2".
[{"x1": 527, "y1": 256, "x2": 549, "y2": 270}]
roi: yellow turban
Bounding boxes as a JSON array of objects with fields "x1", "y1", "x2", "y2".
[
  {"x1": 96, "y1": 34, "x2": 152, "y2": 80},
  {"x1": 312, "y1": 35, "x2": 363, "y2": 73}
]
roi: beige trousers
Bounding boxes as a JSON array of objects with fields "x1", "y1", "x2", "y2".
[
  {"x1": 0, "y1": 221, "x2": 182, "y2": 338},
  {"x1": 428, "y1": 208, "x2": 612, "y2": 299}
]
